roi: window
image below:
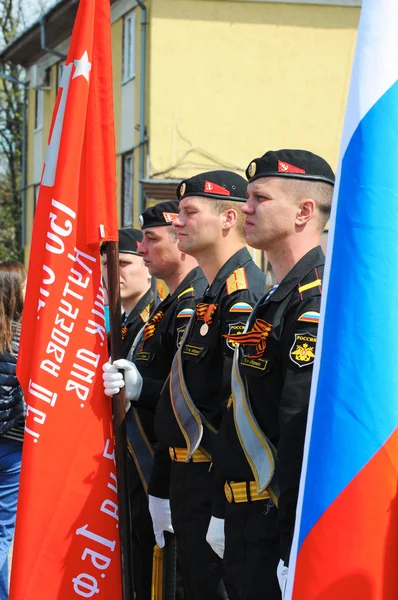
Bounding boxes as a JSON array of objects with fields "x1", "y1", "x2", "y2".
[
  {"x1": 122, "y1": 153, "x2": 134, "y2": 226},
  {"x1": 122, "y1": 11, "x2": 136, "y2": 82},
  {"x1": 35, "y1": 89, "x2": 43, "y2": 129}
]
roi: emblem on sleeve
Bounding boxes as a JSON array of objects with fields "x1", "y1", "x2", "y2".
[
  {"x1": 289, "y1": 333, "x2": 316, "y2": 367},
  {"x1": 225, "y1": 322, "x2": 245, "y2": 351},
  {"x1": 176, "y1": 326, "x2": 186, "y2": 348},
  {"x1": 297, "y1": 311, "x2": 320, "y2": 324}
]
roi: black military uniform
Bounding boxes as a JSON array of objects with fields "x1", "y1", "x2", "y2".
[
  {"x1": 101, "y1": 227, "x2": 157, "y2": 357},
  {"x1": 213, "y1": 150, "x2": 335, "y2": 600},
  {"x1": 127, "y1": 201, "x2": 207, "y2": 600},
  {"x1": 102, "y1": 227, "x2": 160, "y2": 599},
  {"x1": 151, "y1": 172, "x2": 267, "y2": 600},
  {"x1": 121, "y1": 287, "x2": 157, "y2": 357}
]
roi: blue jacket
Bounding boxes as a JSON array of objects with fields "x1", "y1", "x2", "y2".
[{"x1": 0, "y1": 322, "x2": 25, "y2": 436}]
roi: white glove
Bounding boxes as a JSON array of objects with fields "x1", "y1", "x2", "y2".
[
  {"x1": 102, "y1": 359, "x2": 143, "y2": 401},
  {"x1": 148, "y1": 495, "x2": 174, "y2": 548},
  {"x1": 277, "y1": 559, "x2": 289, "y2": 597},
  {"x1": 206, "y1": 516, "x2": 225, "y2": 558}
]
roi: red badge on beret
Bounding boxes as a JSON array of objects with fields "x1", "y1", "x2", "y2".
[
  {"x1": 278, "y1": 160, "x2": 306, "y2": 174},
  {"x1": 204, "y1": 181, "x2": 231, "y2": 196},
  {"x1": 163, "y1": 212, "x2": 178, "y2": 223}
]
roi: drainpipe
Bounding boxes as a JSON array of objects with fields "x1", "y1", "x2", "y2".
[
  {"x1": 135, "y1": 0, "x2": 147, "y2": 216},
  {"x1": 0, "y1": 71, "x2": 27, "y2": 251},
  {"x1": 40, "y1": 17, "x2": 67, "y2": 60}
]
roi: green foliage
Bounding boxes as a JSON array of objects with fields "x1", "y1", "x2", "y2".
[{"x1": 0, "y1": 0, "x2": 25, "y2": 261}]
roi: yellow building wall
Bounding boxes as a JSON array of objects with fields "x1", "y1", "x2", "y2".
[
  {"x1": 148, "y1": 0, "x2": 360, "y2": 178},
  {"x1": 112, "y1": 17, "x2": 123, "y2": 224}
]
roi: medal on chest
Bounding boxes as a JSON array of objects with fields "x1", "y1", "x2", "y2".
[{"x1": 195, "y1": 303, "x2": 218, "y2": 336}]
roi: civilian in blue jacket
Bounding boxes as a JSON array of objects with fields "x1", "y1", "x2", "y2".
[{"x1": 0, "y1": 260, "x2": 26, "y2": 599}]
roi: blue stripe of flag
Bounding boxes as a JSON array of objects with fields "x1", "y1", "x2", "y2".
[{"x1": 298, "y1": 80, "x2": 398, "y2": 549}]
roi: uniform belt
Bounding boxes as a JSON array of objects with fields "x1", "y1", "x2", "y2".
[
  {"x1": 224, "y1": 481, "x2": 270, "y2": 503},
  {"x1": 169, "y1": 447, "x2": 211, "y2": 463}
]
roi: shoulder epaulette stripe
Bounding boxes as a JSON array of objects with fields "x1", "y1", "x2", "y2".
[
  {"x1": 139, "y1": 304, "x2": 151, "y2": 323},
  {"x1": 178, "y1": 286, "x2": 194, "y2": 300},
  {"x1": 298, "y1": 279, "x2": 322, "y2": 294},
  {"x1": 226, "y1": 268, "x2": 248, "y2": 295}
]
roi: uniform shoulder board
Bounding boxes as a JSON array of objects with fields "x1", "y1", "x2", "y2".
[
  {"x1": 297, "y1": 269, "x2": 322, "y2": 299},
  {"x1": 226, "y1": 267, "x2": 248, "y2": 295},
  {"x1": 177, "y1": 286, "x2": 194, "y2": 301},
  {"x1": 139, "y1": 304, "x2": 151, "y2": 323}
]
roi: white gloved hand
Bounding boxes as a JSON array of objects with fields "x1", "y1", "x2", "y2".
[
  {"x1": 277, "y1": 559, "x2": 289, "y2": 597},
  {"x1": 206, "y1": 516, "x2": 225, "y2": 558},
  {"x1": 148, "y1": 495, "x2": 174, "y2": 548},
  {"x1": 102, "y1": 359, "x2": 143, "y2": 401}
]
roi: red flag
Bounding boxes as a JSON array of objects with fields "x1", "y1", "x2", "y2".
[{"x1": 11, "y1": 0, "x2": 121, "y2": 598}]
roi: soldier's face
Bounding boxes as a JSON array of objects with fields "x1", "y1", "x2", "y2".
[
  {"x1": 174, "y1": 197, "x2": 224, "y2": 257},
  {"x1": 138, "y1": 226, "x2": 182, "y2": 280},
  {"x1": 101, "y1": 252, "x2": 149, "y2": 303},
  {"x1": 243, "y1": 178, "x2": 299, "y2": 251}
]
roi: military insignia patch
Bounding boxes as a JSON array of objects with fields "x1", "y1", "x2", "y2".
[
  {"x1": 298, "y1": 311, "x2": 320, "y2": 324},
  {"x1": 163, "y1": 212, "x2": 178, "y2": 223},
  {"x1": 248, "y1": 162, "x2": 257, "y2": 178},
  {"x1": 229, "y1": 302, "x2": 253, "y2": 313},
  {"x1": 177, "y1": 308, "x2": 194, "y2": 318},
  {"x1": 138, "y1": 214, "x2": 144, "y2": 227},
  {"x1": 225, "y1": 322, "x2": 245, "y2": 351},
  {"x1": 179, "y1": 182, "x2": 186, "y2": 197},
  {"x1": 177, "y1": 326, "x2": 186, "y2": 347},
  {"x1": 289, "y1": 332, "x2": 316, "y2": 367}
]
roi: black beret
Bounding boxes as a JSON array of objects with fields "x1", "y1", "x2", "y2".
[
  {"x1": 100, "y1": 227, "x2": 142, "y2": 255},
  {"x1": 177, "y1": 170, "x2": 247, "y2": 202},
  {"x1": 246, "y1": 149, "x2": 335, "y2": 186},
  {"x1": 138, "y1": 200, "x2": 179, "y2": 230}
]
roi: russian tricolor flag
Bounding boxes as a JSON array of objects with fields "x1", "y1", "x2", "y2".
[{"x1": 286, "y1": 1, "x2": 398, "y2": 598}]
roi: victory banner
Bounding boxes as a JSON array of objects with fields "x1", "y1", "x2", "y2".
[{"x1": 11, "y1": 0, "x2": 122, "y2": 597}]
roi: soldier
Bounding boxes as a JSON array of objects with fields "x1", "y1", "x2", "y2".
[
  {"x1": 103, "y1": 201, "x2": 207, "y2": 600},
  {"x1": 209, "y1": 150, "x2": 334, "y2": 599},
  {"x1": 149, "y1": 171, "x2": 266, "y2": 599},
  {"x1": 101, "y1": 227, "x2": 155, "y2": 356}
]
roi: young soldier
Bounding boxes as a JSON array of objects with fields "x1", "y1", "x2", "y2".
[
  {"x1": 209, "y1": 150, "x2": 334, "y2": 600},
  {"x1": 149, "y1": 172, "x2": 266, "y2": 600},
  {"x1": 103, "y1": 201, "x2": 207, "y2": 600},
  {"x1": 101, "y1": 227, "x2": 154, "y2": 356}
]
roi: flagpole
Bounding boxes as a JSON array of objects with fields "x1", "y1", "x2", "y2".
[{"x1": 106, "y1": 241, "x2": 135, "y2": 600}]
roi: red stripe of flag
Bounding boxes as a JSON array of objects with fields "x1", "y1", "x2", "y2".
[{"x1": 293, "y1": 428, "x2": 398, "y2": 600}]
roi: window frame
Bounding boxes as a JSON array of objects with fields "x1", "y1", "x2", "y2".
[
  {"x1": 122, "y1": 10, "x2": 136, "y2": 84},
  {"x1": 122, "y1": 153, "x2": 134, "y2": 227},
  {"x1": 34, "y1": 89, "x2": 44, "y2": 130}
]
